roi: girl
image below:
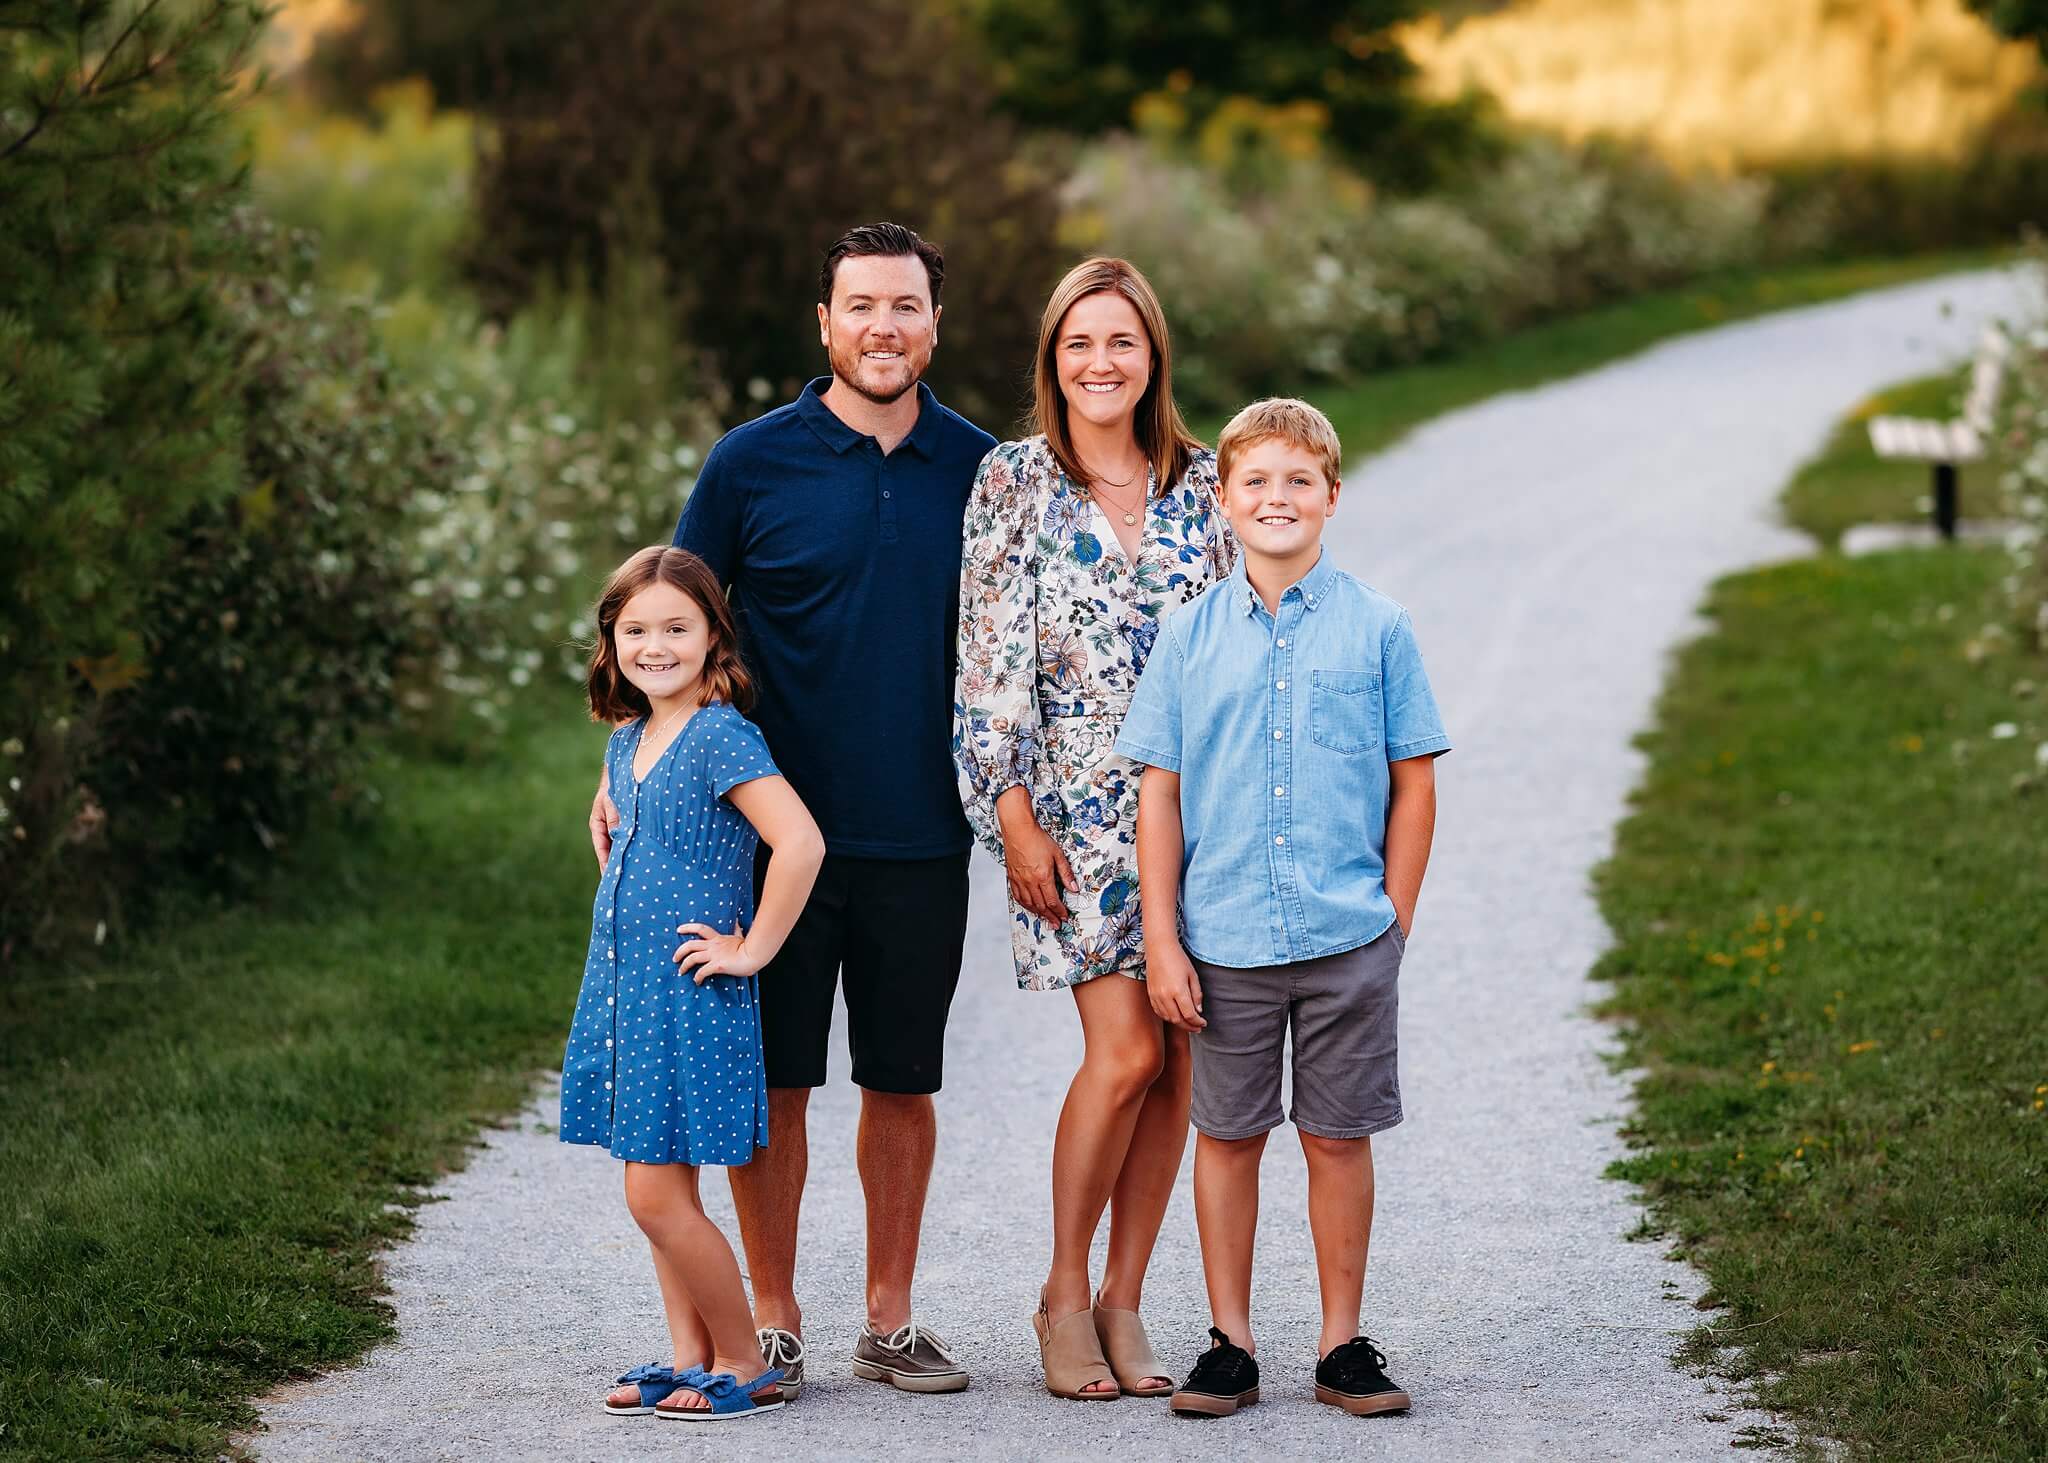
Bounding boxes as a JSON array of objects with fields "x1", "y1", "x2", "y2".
[
  {"x1": 954, "y1": 258, "x2": 1234, "y2": 1400},
  {"x1": 561, "y1": 545, "x2": 825, "y2": 1422}
]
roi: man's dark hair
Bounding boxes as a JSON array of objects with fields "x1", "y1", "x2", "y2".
[{"x1": 818, "y1": 222, "x2": 945, "y2": 309}]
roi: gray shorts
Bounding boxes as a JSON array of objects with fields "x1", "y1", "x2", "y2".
[{"x1": 1189, "y1": 924, "x2": 1405, "y2": 1141}]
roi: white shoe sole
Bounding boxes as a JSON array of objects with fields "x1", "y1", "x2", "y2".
[{"x1": 850, "y1": 1357, "x2": 970, "y2": 1393}]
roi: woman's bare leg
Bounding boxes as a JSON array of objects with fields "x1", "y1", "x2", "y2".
[{"x1": 1045, "y1": 975, "x2": 1167, "y2": 1394}]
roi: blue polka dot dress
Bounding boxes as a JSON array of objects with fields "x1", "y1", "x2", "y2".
[{"x1": 560, "y1": 702, "x2": 779, "y2": 1165}]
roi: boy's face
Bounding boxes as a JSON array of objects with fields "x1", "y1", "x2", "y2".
[{"x1": 1222, "y1": 437, "x2": 1340, "y2": 565}]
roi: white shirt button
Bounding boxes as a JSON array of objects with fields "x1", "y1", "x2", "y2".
[
  {"x1": 603, "y1": 1081, "x2": 612, "y2": 1091},
  {"x1": 1275, "y1": 786, "x2": 1285, "y2": 797},
  {"x1": 1276, "y1": 637, "x2": 1286, "y2": 647},
  {"x1": 605, "y1": 1038, "x2": 613, "y2": 1048},
  {"x1": 606, "y1": 996, "x2": 615, "y2": 1007},
  {"x1": 1273, "y1": 728, "x2": 1284, "y2": 740},
  {"x1": 607, "y1": 948, "x2": 615, "y2": 959},
  {"x1": 1274, "y1": 834, "x2": 1286, "y2": 845},
  {"x1": 1276, "y1": 679, "x2": 1287, "y2": 690}
]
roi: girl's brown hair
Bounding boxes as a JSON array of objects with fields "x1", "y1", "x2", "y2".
[
  {"x1": 586, "y1": 546, "x2": 753, "y2": 722},
  {"x1": 1031, "y1": 256, "x2": 1204, "y2": 498}
]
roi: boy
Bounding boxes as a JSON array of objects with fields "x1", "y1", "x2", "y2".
[{"x1": 1114, "y1": 398, "x2": 1449, "y2": 1419}]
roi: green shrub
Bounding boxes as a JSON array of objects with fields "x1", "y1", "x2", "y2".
[
  {"x1": 467, "y1": 0, "x2": 1067, "y2": 429},
  {"x1": 80, "y1": 224, "x2": 463, "y2": 908},
  {"x1": 248, "y1": 79, "x2": 477, "y2": 299},
  {"x1": 1064, "y1": 132, "x2": 1769, "y2": 412}
]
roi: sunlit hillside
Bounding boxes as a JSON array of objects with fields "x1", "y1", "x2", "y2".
[{"x1": 1401, "y1": 0, "x2": 2041, "y2": 165}]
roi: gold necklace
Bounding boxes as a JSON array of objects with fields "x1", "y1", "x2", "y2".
[
  {"x1": 643, "y1": 700, "x2": 693, "y2": 751},
  {"x1": 1087, "y1": 465, "x2": 1148, "y2": 526}
]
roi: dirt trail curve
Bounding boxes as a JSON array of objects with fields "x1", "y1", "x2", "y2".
[{"x1": 254, "y1": 267, "x2": 2026, "y2": 1461}]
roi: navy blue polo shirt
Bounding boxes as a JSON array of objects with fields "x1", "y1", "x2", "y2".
[{"x1": 674, "y1": 377, "x2": 996, "y2": 859}]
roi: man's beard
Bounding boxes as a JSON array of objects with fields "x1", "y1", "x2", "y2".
[{"x1": 828, "y1": 337, "x2": 928, "y2": 405}]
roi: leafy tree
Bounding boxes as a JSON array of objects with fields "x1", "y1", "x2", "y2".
[
  {"x1": 468, "y1": 0, "x2": 1066, "y2": 429},
  {"x1": 1, "y1": 3, "x2": 460, "y2": 957},
  {"x1": 1, "y1": 0, "x2": 265, "y2": 949},
  {"x1": 304, "y1": 0, "x2": 575, "y2": 112},
  {"x1": 1966, "y1": 0, "x2": 2048, "y2": 54},
  {"x1": 967, "y1": 0, "x2": 1478, "y2": 187}
]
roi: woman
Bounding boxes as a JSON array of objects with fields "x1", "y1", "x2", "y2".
[{"x1": 954, "y1": 258, "x2": 1234, "y2": 1400}]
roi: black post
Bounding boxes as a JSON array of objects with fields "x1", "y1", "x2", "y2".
[{"x1": 1933, "y1": 462, "x2": 1958, "y2": 541}]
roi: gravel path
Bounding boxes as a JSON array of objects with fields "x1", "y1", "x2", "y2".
[{"x1": 253, "y1": 268, "x2": 2026, "y2": 1461}]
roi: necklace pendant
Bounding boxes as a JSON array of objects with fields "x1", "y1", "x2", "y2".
[{"x1": 1122, "y1": 511, "x2": 1138, "y2": 526}]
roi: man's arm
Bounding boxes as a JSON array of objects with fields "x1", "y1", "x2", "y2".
[
  {"x1": 1136, "y1": 767, "x2": 1204, "y2": 1031},
  {"x1": 1383, "y1": 755, "x2": 1438, "y2": 935}
]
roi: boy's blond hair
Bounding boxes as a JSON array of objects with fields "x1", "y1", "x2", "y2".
[{"x1": 1216, "y1": 397, "x2": 1343, "y2": 489}]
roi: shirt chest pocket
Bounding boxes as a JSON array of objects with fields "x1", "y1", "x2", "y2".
[{"x1": 1310, "y1": 669, "x2": 1382, "y2": 755}]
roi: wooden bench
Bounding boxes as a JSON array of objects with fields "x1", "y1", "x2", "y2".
[{"x1": 1867, "y1": 328, "x2": 2009, "y2": 540}]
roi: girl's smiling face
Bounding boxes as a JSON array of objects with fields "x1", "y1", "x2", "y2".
[
  {"x1": 613, "y1": 581, "x2": 713, "y2": 706},
  {"x1": 1055, "y1": 291, "x2": 1152, "y2": 435}
]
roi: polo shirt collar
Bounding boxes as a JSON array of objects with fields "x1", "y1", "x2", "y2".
[
  {"x1": 795, "y1": 376, "x2": 943, "y2": 457},
  {"x1": 1232, "y1": 551, "x2": 1338, "y2": 615}
]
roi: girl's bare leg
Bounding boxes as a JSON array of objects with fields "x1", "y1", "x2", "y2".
[
  {"x1": 604, "y1": 1237, "x2": 714, "y2": 1409},
  {"x1": 621, "y1": 1161, "x2": 770, "y2": 1413}
]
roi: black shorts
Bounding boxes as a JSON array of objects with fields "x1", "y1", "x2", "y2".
[{"x1": 754, "y1": 848, "x2": 970, "y2": 1095}]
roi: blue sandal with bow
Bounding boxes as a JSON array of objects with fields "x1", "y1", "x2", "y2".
[
  {"x1": 604, "y1": 1362, "x2": 703, "y2": 1415},
  {"x1": 656, "y1": 1366, "x2": 786, "y2": 1421}
]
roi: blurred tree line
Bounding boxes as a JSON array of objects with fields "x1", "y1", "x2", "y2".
[
  {"x1": 1970, "y1": 0, "x2": 2048, "y2": 53},
  {"x1": 305, "y1": 0, "x2": 1482, "y2": 425}
]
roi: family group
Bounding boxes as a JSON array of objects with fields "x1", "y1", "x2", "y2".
[{"x1": 558, "y1": 222, "x2": 1450, "y2": 1424}]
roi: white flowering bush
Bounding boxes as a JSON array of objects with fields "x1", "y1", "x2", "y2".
[
  {"x1": 377, "y1": 274, "x2": 718, "y2": 735},
  {"x1": 1065, "y1": 133, "x2": 1772, "y2": 413},
  {"x1": 1994, "y1": 280, "x2": 2048, "y2": 655}
]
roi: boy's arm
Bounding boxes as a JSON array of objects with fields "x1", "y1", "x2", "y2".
[
  {"x1": 1136, "y1": 768, "x2": 1204, "y2": 1031},
  {"x1": 1384, "y1": 755, "x2": 1438, "y2": 935}
]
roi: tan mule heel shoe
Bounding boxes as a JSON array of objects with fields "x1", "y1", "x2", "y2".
[
  {"x1": 1033, "y1": 1288, "x2": 1120, "y2": 1401},
  {"x1": 1091, "y1": 1295, "x2": 1174, "y2": 1397}
]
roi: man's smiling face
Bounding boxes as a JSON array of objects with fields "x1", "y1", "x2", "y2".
[
  {"x1": 817, "y1": 253, "x2": 939, "y2": 406},
  {"x1": 1222, "y1": 436, "x2": 1341, "y2": 565}
]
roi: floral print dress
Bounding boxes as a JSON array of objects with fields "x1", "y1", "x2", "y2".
[{"x1": 954, "y1": 436, "x2": 1235, "y2": 990}]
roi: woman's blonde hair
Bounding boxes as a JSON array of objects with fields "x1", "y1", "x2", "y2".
[{"x1": 1031, "y1": 257, "x2": 1203, "y2": 497}]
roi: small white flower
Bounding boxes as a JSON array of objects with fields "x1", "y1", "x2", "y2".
[{"x1": 1990, "y1": 722, "x2": 2019, "y2": 740}]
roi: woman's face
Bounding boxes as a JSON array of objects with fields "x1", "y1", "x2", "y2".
[{"x1": 1054, "y1": 291, "x2": 1152, "y2": 437}]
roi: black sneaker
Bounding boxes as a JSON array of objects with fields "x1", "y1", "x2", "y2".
[
  {"x1": 1314, "y1": 1335, "x2": 1411, "y2": 1415},
  {"x1": 1169, "y1": 1327, "x2": 1260, "y2": 1417}
]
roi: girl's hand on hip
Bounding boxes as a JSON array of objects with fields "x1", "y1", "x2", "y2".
[
  {"x1": 675, "y1": 919, "x2": 760, "y2": 982},
  {"x1": 1000, "y1": 814, "x2": 1077, "y2": 926}
]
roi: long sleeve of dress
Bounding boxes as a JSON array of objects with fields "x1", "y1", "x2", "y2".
[{"x1": 953, "y1": 441, "x2": 1042, "y2": 860}]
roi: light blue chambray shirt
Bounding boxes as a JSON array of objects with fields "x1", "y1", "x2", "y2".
[{"x1": 1114, "y1": 552, "x2": 1451, "y2": 969}]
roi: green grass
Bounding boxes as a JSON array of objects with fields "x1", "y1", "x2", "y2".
[
  {"x1": 1594, "y1": 400, "x2": 2048, "y2": 1457},
  {"x1": 0, "y1": 693, "x2": 600, "y2": 1459},
  {"x1": 0, "y1": 248, "x2": 2010, "y2": 1461},
  {"x1": 1195, "y1": 250, "x2": 2005, "y2": 456}
]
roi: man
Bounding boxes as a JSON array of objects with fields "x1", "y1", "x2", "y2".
[{"x1": 591, "y1": 222, "x2": 994, "y2": 1395}]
